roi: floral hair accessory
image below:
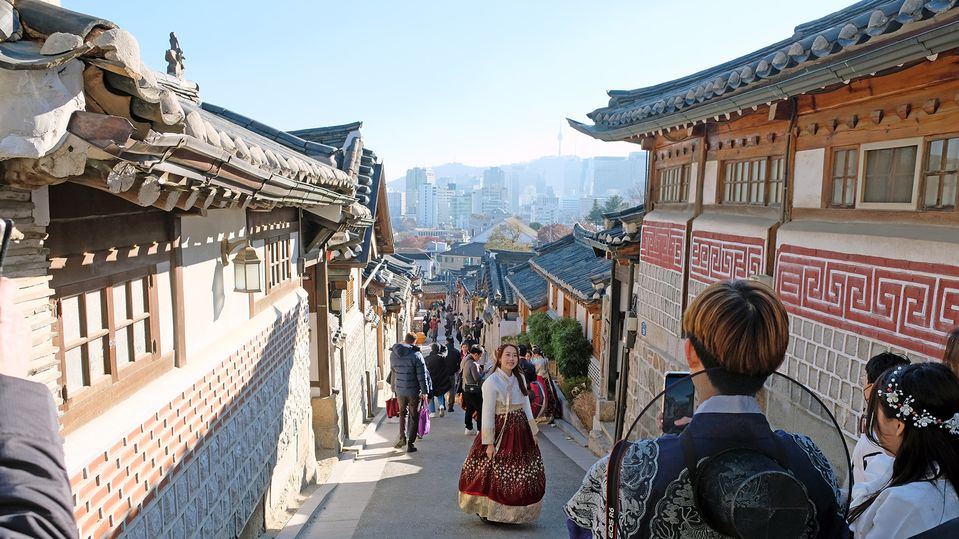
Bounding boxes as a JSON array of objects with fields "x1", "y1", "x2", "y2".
[{"x1": 877, "y1": 366, "x2": 959, "y2": 434}]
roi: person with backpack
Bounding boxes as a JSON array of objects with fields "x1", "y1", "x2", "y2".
[
  {"x1": 564, "y1": 280, "x2": 847, "y2": 538},
  {"x1": 389, "y1": 333, "x2": 431, "y2": 453},
  {"x1": 425, "y1": 344, "x2": 451, "y2": 418}
]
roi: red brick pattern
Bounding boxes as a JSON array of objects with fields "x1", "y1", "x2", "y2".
[
  {"x1": 69, "y1": 302, "x2": 307, "y2": 539},
  {"x1": 689, "y1": 231, "x2": 765, "y2": 285},
  {"x1": 639, "y1": 220, "x2": 686, "y2": 273},
  {"x1": 776, "y1": 245, "x2": 959, "y2": 358}
]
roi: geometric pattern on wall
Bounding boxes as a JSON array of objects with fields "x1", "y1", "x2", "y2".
[
  {"x1": 776, "y1": 244, "x2": 959, "y2": 358},
  {"x1": 689, "y1": 231, "x2": 765, "y2": 285},
  {"x1": 640, "y1": 220, "x2": 686, "y2": 273}
]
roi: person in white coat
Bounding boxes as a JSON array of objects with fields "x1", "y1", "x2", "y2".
[{"x1": 849, "y1": 362, "x2": 959, "y2": 538}]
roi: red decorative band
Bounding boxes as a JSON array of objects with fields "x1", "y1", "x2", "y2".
[
  {"x1": 689, "y1": 231, "x2": 765, "y2": 285},
  {"x1": 640, "y1": 221, "x2": 686, "y2": 273},
  {"x1": 775, "y1": 245, "x2": 959, "y2": 358}
]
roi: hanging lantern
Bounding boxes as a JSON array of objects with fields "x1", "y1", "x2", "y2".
[{"x1": 222, "y1": 239, "x2": 263, "y2": 293}]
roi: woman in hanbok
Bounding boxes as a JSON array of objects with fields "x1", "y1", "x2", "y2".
[
  {"x1": 529, "y1": 346, "x2": 558, "y2": 423},
  {"x1": 458, "y1": 343, "x2": 545, "y2": 524},
  {"x1": 849, "y1": 362, "x2": 959, "y2": 538}
]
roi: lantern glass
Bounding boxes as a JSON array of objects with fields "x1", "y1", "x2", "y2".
[{"x1": 232, "y1": 245, "x2": 262, "y2": 293}]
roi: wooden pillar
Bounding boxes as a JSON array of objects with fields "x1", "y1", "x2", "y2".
[
  {"x1": 168, "y1": 214, "x2": 187, "y2": 367},
  {"x1": 314, "y1": 254, "x2": 333, "y2": 396}
]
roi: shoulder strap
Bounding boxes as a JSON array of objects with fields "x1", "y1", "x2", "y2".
[{"x1": 605, "y1": 439, "x2": 632, "y2": 539}]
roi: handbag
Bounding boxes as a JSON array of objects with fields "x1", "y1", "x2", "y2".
[
  {"x1": 418, "y1": 402, "x2": 431, "y2": 436},
  {"x1": 386, "y1": 397, "x2": 399, "y2": 418},
  {"x1": 463, "y1": 383, "x2": 482, "y2": 394}
]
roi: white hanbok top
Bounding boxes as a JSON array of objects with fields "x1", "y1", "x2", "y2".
[
  {"x1": 851, "y1": 433, "x2": 895, "y2": 503},
  {"x1": 480, "y1": 368, "x2": 538, "y2": 445},
  {"x1": 850, "y1": 476, "x2": 959, "y2": 539}
]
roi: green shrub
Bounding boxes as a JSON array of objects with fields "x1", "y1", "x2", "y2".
[
  {"x1": 526, "y1": 312, "x2": 554, "y2": 358},
  {"x1": 551, "y1": 317, "x2": 592, "y2": 378}
]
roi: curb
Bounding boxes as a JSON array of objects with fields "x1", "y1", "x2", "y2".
[{"x1": 553, "y1": 418, "x2": 589, "y2": 447}]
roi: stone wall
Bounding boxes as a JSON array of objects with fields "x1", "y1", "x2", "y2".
[
  {"x1": 341, "y1": 308, "x2": 374, "y2": 438},
  {"x1": 68, "y1": 293, "x2": 316, "y2": 539},
  {"x1": 0, "y1": 186, "x2": 59, "y2": 405}
]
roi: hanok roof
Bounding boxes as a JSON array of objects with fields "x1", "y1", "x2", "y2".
[
  {"x1": 290, "y1": 122, "x2": 365, "y2": 150},
  {"x1": 0, "y1": 0, "x2": 362, "y2": 215},
  {"x1": 505, "y1": 263, "x2": 548, "y2": 310},
  {"x1": 529, "y1": 224, "x2": 612, "y2": 302},
  {"x1": 395, "y1": 250, "x2": 434, "y2": 261},
  {"x1": 569, "y1": 0, "x2": 959, "y2": 140},
  {"x1": 479, "y1": 250, "x2": 535, "y2": 307},
  {"x1": 584, "y1": 204, "x2": 646, "y2": 252},
  {"x1": 445, "y1": 242, "x2": 487, "y2": 258}
]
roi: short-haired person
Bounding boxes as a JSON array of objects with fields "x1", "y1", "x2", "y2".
[
  {"x1": 517, "y1": 345, "x2": 536, "y2": 388},
  {"x1": 564, "y1": 280, "x2": 847, "y2": 538},
  {"x1": 849, "y1": 362, "x2": 959, "y2": 538},
  {"x1": 389, "y1": 333, "x2": 431, "y2": 453},
  {"x1": 852, "y1": 352, "x2": 910, "y2": 490},
  {"x1": 945, "y1": 327, "x2": 959, "y2": 376}
]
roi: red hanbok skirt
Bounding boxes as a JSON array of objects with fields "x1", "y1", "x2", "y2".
[{"x1": 458, "y1": 408, "x2": 545, "y2": 523}]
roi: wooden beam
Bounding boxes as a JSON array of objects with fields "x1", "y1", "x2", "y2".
[
  {"x1": 896, "y1": 103, "x2": 912, "y2": 120},
  {"x1": 922, "y1": 98, "x2": 940, "y2": 115},
  {"x1": 870, "y1": 109, "x2": 884, "y2": 124}
]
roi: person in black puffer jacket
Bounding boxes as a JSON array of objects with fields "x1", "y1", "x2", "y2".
[
  {"x1": 390, "y1": 333, "x2": 431, "y2": 452},
  {"x1": 425, "y1": 344, "x2": 452, "y2": 417}
]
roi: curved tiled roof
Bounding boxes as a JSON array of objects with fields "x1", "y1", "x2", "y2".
[
  {"x1": 529, "y1": 228, "x2": 612, "y2": 301},
  {"x1": 505, "y1": 263, "x2": 548, "y2": 310},
  {"x1": 570, "y1": 0, "x2": 959, "y2": 140}
]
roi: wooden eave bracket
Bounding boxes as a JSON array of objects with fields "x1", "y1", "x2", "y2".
[
  {"x1": 870, "y1": 110, "x2": 884, "y2": 124},
  {"x1": 922, "y1": 98, "x2": 940, "y2": 115},
  {"x1": 896, "y1": 103, "x2": 911, "y2": 120}
]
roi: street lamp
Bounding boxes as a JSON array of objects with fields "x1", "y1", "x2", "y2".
[{"x1": 221, "y1": 238, "x2": 263, "y2": 293}]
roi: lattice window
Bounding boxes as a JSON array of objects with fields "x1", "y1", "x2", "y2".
[
  {"x1": 923, "y1": 136, "x2": 959, "y2": 210},
  {"x1": 722, "y1": 157, "x2": 785, "y2": 206},
  {"x1": 346, "y1": 274, "x2": 356, "y2": 312},
  {"x1": 830, "y1": 148, "x2": 858, "y2": 208},
  {"x1": 658, "y1": 164, "x2": 690, "y2": 203},
  {"x1": 266, "y1": 235, "x2": 292, "y2": 292},
  {"x1": 56, "y1": 268, "x2": 159, "y2": 400}
]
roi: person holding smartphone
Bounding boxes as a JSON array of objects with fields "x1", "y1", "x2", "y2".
[{"x1": 564, "y1": 280, "x2": 848, "y2": 538}]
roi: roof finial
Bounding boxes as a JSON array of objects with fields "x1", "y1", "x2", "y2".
[{"x1": 165, "y1": 32, "x2": 186, "y2": 79}]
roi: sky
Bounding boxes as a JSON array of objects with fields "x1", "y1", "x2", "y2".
[{"x1": 69, "y1": 0, "x2": 852, "y2": 177}]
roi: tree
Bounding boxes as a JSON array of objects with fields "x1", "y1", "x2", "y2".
[
  {"x1": 485, "y1": 222, "x2": 532, "y2": 251},
  {"x1": 527, "y1": 312, "x2": 555, "y2": 360},
  {"x1": 603, "y1": 195, "x2": 627, "y2": 214},
  {"x1": 528, "y1": 222, "x2": 543, "y2": 231},
  {"x1": 537, "y1": 223, "x2": 572, "y2": 244},
  {"x1": 587, "y1": 199, "x2": 604, "y2": 226},
  {"x1": 627, "y1": 182, "x2": 646, "y2": 205},
  {"x1": 396, "y1": 235, "x2": 439, "y2": 250}
]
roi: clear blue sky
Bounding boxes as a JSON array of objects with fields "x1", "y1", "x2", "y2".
[{"x1": 69, "y1": 0, "x2": 850, "y2": 177}]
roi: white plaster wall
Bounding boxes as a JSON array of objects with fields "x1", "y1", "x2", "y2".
[
  {"x1": 179, "y1": 209, "x2": 249, "y2": 359},
  {"x1": 687, "y1": 162, "x2": 700, "y2": 204},
  {"x1": 777, "y1": 220, "x2": 959, "y2": 265},
  {"x1": 692, "y1": 212, "x2": 778, "y2": 237},
  {"x1": 793, "y1": 148, "x2": 826, "y2": 209},
  {"x1": 702, "y1": 160, "x2": 718, "y2": 205},
  {"x1": 577, "y1": 304, "x2": 588, "y2": 328}
]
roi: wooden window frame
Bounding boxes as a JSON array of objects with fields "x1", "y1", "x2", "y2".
[
  {"x1": 55, "y1": 265, "x2": 169, "y2": 431},
  {"x1": 856, "y1": 138, "x2": 923, "y2": 210},
  {"x1": 265, "y1": 234, "x2": 293, "y2": 293},
  {"x1": 720, "y1": 156, "x2": 785, "y2": 207},
  {"x1": 657, "y1": 164, "x2": 691, "y2": 204},
  {"x1": 345, "y1": 274, "x2": 356, "y2": 312},
  {"x1": 825, "y1": 146, "x2": 860, "y2": 208},
  {"x1": 921, "y1": 133, "x2": 959, "y2": 211}
]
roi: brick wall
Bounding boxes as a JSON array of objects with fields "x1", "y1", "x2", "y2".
[
  {"x1": 636, "y1": 260, "x2": 684, "y2": 336},
  {"x1": 69, "y1": 294, "x2": 314, "y2": 539}
]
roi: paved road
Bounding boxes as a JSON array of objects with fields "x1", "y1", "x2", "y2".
[
  {"x1": 297, "y1": 320, "x2": 596, "y2": 538},
  {"x1": 350, "y1": 407, "x2": 589, "y2": 538}
]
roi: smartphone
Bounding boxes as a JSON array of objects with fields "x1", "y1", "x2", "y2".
[{"x1": 663, "y1": 371, "x2": 694, "y2": 434}]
